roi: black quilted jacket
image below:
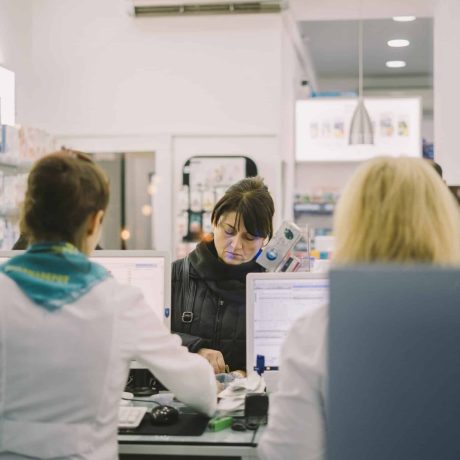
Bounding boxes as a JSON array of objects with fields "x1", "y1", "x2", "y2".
[{"x1": 171, "y1": 240, "x2": 264, "y2": 371}]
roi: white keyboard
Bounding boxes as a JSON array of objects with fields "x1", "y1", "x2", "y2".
[{"x1": 118, "y1": 406, "x2": 148, "y2": 429}]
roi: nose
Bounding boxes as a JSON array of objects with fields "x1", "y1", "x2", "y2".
[{"x1": 229, "y1": 232, "x2": 244, "y2": 251}]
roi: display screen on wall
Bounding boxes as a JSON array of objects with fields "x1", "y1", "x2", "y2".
[{"x1": 295, "y1": 97, "x2": 421, "y2": 161}]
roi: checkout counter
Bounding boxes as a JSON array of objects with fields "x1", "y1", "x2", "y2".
[
  {"x1": 119, "y1": 425, "x2": 263, "y2": 459},
  {"x1": 118, "y1": 379, "x2": 266, "y2": 459}
]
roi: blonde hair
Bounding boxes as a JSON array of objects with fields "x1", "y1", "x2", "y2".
[{"x1": 333, "y1": 156, "x2": 460, "y2": 266}]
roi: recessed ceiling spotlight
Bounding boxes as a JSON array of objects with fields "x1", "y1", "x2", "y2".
[
  {"x1": 393, "y1": 16, "x2": 416, "y2": 22},
  {"x1": 386, "y1": 60, "x2": 407, "y2": 68},
  {"x1": 387, "y1": 39, "x2": 410, "y2": 48}
]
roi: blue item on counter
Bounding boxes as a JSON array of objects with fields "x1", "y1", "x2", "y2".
[{"x1": 256, "y1": 354, "x2": 265, "y2": 375}]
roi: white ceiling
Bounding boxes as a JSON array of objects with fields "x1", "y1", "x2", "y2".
[
  {"x1": 298, "y1": 17, "x2": 433, "y2": 80},
  {"x1": 291, "y1": 0, "x2": 435, "y2": 22}
]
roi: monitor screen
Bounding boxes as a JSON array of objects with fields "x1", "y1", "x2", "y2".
[
  {"x1": 246, "y1": 273, "x2": 329, "y2": 371},
  {"x1": 92, "y1": 251, "x2": 170, "y2": 327},
  {"x1": 0, "y1": 250, "x2": 171, "y2": 328},
  {"x1": 328, "y1": 266, "x2": 460, "y2": 460}
]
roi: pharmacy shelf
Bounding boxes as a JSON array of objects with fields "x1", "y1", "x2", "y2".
[
  {"x1": 0, "y1": 161, "x2": 32, "y2": 174},
  {"x1": 0, "y1": 210, "x2": 19, "y2": 218},
  {"x1": 294, "y1": 202, "x2": 335, "y2": 215}
]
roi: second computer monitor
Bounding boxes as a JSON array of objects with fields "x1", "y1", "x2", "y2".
[
  {"x1": 91, "y1": 250, "x2": 171, "y2": 328},
  {"x1": 246, "y1": 272, "x2": 329, "y2": 376}
]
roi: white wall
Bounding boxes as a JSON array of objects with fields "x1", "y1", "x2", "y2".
[
  {"x1": 0, "y1": 0, "x2": 34, "y2": 124},
  {"x1": 279, "y1": 25, "x2": 297, "y2": 221},
  {"x1": 434, "y1": 0, "x2": 460, "y2": 184},
  {"x1": 26, "y1": 0, "x2": 283, "y2": 137},
  {"x1": 14, "y1": 0, "x2": 303, "y2": 252}
]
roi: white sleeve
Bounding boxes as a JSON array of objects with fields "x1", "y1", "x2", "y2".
[
  {"x1": 257, "y1": 306, "x2": 328, "y2": 460},
  {"x1": 120, "y1": 287, "x2": 217, "y2": 417}
]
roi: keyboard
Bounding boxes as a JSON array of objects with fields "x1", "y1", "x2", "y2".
[{"x1": 118, "y1": 406, "x2": 148, "y2": 429}]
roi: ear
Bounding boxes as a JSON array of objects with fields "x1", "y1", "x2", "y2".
[
  {"x1": 262, "y1": 236, "x2": 270, "y2": 247},
  {"x1": 87, "y1": 210, "x2": 105, "y2": 236}
]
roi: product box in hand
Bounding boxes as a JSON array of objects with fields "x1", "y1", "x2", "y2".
[{"x1": 256, "y1": 221, "x2": 302, "y2": 272}]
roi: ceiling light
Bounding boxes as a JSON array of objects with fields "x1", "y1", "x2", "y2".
[
  {"x1": 393, "y1": 16, "x2": 416, "y2": 22},
  {"x1": 387, "y1": 39, "x2": 410, "y2": 48},
  {"x1": 386, "y1": 60, "x2": 407, "y2": 68}
]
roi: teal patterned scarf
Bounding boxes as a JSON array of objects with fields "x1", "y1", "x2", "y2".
[{"x1": 1, "y1": 242, "x2": 109, "y2": 311}]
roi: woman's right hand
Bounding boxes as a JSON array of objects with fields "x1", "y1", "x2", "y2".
[{"x1": 197, "y1": 348, "x2": 226, "y2": 374}]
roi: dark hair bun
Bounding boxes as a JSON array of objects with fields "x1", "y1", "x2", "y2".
[{"x1": 21, "y1": 151, "x2": 109, "y2": 245}]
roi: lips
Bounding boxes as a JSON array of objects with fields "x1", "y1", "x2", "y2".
[{"x1": 225, "y1": 251, "x2": 243, "y2": 259}]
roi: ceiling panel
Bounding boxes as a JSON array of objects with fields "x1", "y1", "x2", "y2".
[{"x1": 299, "y1": 18, "x2": 433, "y2": 79}]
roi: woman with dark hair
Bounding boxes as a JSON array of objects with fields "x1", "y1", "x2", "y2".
[
  {"x1": 171, "y1": 176, "x2": 275, "y2": 373},
  {"x1": 11, "y1": 149, "x2": 104, "y2": 250},
  {"x1": 0, "y1": 151, "x2": 216, "y2": 459}
]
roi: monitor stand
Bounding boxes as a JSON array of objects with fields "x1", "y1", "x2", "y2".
[{"x1": 126, "y1": 368, "x2": 157, "y2": 397}]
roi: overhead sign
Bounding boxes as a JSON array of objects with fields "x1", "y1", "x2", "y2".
[{"x1": 295, "y1": 97, "x2": 421, "y2": 161}]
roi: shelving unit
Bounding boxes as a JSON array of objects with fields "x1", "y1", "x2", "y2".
[
  {"x1": 0, "y1": 161, "x2": 32, "y2": 173},
  {"x1": 0, "y1": 162, "x2": 29, "y2": 249},
  {"x1": 0, "y1": 209, "x2": 21, "y2": 218},
  {"x1": 0, "y1": 125, "x2": 56, "y2": 250},
  {"x1": 293, "y1": 202, "x2": 335, "y2": 216},
  {"x1": 291, "y1": 161, "x2": 361, "y2": 255}
]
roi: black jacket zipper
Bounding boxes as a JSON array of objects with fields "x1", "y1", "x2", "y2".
[{"x1": 213, "y1": 298, "x2": 224, "y2": 348}]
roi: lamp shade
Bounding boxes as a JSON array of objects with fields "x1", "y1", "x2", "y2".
[{"x1": 349, "y1": 98, "x2": 374, "y2": 145}]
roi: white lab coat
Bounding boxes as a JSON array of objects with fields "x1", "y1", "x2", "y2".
[
  {"x1": 0, "y1": 273, "x2": 217, "y2": 460},
  {"x1": 257, "y1": 304, "x2": 328, "y2": 460}
]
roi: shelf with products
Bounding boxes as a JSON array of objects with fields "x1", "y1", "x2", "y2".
[
  {"x1": 0, "y1": 170, "x2": 29, "y2": 250},
  {"x1": 293, "y1": 191, "x2": 337, "y2": 264},
  {"x1": 294, "y1": 191, "x2": 339, "y2": 214},
  {"x1": 0, "y1": 125, "x2": 56, "y2": 250},
  {"x1": 0, "y1": 209, "x2": 21, "y2": 218},
  {"x1": 0, "y1": 161, "x2": 33, "y2": 173},
  {"x1": 293, "y1": 192, "x2": 337, "y2": 248},
  {"x1": 294, "y1": 202, "x2": 335, "y2": 215}
]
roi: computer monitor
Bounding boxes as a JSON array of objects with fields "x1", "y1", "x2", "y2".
[
  {"x1": 91, "y1": 251, "x2": 170, "y2": 328},
  {"x1": 328, "y1": 266, "x2": 460, "y2": 460},
  {"x1": 0, "y1": 250, "x2": 171, "y2": 328},
  {"x1": 246, "y1": 272, "x2": 329, "y2": 384}
]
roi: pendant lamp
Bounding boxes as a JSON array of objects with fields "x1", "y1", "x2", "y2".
[{"x1": 349, "y1": 20, "x2": 374, "y2": 145}]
